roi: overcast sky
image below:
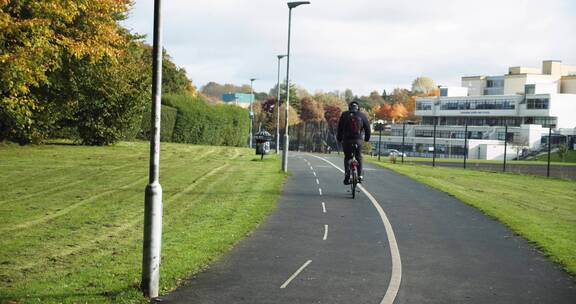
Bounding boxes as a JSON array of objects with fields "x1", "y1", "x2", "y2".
[{"x1": 122, "y1": 0, "x2": 576, "y2": 96}]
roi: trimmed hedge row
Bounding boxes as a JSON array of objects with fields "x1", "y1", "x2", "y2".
[
  {"x1": 161, "y1": 94, "x2": 250, "y2": 147},
  {"x1": 138, "y1": 105, "x2": 178, "y2": 141}
]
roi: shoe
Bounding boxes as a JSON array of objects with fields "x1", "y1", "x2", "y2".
[
  {"x1": 358, "y1": 176, "x2": 363, "y2": 183},
  {"x1": 343, "y1": 175, "x2": 350, "y2": 185}
]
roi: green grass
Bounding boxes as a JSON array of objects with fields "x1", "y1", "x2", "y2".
[
  {"x1": 0, "y1": 141, "x2": 286, "y2": 303},
  {"x1": 532, "y1": 150, "x2": 576, "y2": 163},
  {"x1": 368, "y1": 159, "x2": 576, "y2": 276}
]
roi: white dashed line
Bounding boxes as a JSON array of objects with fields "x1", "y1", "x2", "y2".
[
  {"x1": 322, "y1": 202, "x2": 326, "y2": 213},
  {"x1": 311, "y1": 155, "x2": 402, "y2": 304},
  {"x1": 280, "y1": 260, "x2": 312, "y2": 289},
  {"x1": 323, "y1": 224, "x2": 328, "y2": 240},
  {"x1": 313, "y1": 171, "x2": 317, "y2": 177},
  {"x1": 316, "y1": 179, "x2": 319, "y2": 185},
  {"x1": 318, "y1": 188, "x2": 322, "y2": 196}
]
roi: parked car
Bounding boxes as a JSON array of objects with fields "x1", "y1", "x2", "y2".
[{"x1": 380, "y1": 149, "x2": 407, "y2": 157}]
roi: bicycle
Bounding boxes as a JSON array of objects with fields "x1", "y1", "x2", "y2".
[{"x1": 347, "y1": 144, "x2": 360, "y2": 199}]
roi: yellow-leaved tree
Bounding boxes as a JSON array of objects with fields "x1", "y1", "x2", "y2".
[{"x1": 0, "y1": 0, "x2": 132, "y2": 143}]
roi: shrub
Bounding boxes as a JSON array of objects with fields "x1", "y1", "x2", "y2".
[
  {"x1": 136, "y1": 105, "x2": 178, "y2": 141},
  {"x1": 161, "y1": 94, "x2": 249, "y2": 146}
]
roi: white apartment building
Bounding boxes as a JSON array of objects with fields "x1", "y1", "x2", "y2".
[{"x1": 373, "y1": 60, "x2": 576, "y2": 160}]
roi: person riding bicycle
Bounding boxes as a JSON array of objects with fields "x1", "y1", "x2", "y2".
[{"x1": 337, "y1": 101, "x2": 371, "y2": 185}]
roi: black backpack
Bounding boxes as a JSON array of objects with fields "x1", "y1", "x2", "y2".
[{"x1": 346, "y1": 112, "x2": 362, "y2": 137}]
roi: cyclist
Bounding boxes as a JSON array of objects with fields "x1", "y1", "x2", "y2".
[{"x1": 337, "y1": 101, "x2": 371, "y2": 185}]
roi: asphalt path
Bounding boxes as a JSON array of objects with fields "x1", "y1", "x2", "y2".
[{"x1": 159, "y1": 153, "x2": 576, "y2": 304}]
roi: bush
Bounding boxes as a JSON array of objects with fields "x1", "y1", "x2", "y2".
[
  {"x1": 161, "y1": 94, "x2": 250, "y2": 146},
  {"x1": 136, "y1": 105, "x2": 178, "y2": 141}
]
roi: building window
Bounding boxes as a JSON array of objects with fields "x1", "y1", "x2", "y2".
[
  {"x1": 440, "y1": 98, "x2": 515, "y2": 110},
  {"x1": 526, "y1": 98, "x2": 549, "y2": 109},
  {"x1": 525, "y1": 84, "x2": 535, "y2": 95},
  {"x1": 416, "y1": 101, "x2": 432, "y2": 111},
  {"x1": 415, "y1": 130, "x2": 434, "y2": 137},
  {"x1": 524, "y1": 117, "x2": 557, "y2": 128}
]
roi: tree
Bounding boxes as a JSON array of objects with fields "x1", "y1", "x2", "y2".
[
  {"x1": 313, "y1": 91, "x2": 347, "y2": 109},
  {"x1": 557, "y1": 144, "x2": 568, "y2": 162},
  {"x1": 0, "y1": 0, "x2": 133, "y2": 143},
  {"x1": 368, "y1": 90, "x2": 385, "y2": 106},
  {"x1": 388, "y1": 88, "x2": 411, "y2": 105},
  {"x1": 344, "y1": 89, "x2": 354, "y2": 103},
  {"x1": 299, "y1": 97, "x2": 324, "y2": 123},
  {"x1": 159, "y1": 49, "x2": 196, "y2": 96},
  {"x1": 54, "y1": 40, "x2": 151, "y2": 145},
  {"x1": 279, "y1": 103, "x2": 300, "y2": 128},
  {"x1": 324, "y1": 105, "x2": 342, "y2": 130},
  {"x1": 411, "y1": 77, "x2": 437, "y2": 94},
  {"x1": 391, "y1": 103, "x2": 408, "y2": 122},
  {"x1": 381, "y1": 89, "x2": 388, "y2": 100},
  {"x1": 374, "y1": 103, "x2": 393, "y2": 121}
]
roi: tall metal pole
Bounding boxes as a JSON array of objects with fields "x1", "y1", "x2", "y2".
[
  {"x1": 249, "y1": 78, "x2": 256, "y2": 148},
  {"x1": 547, "y1": 127, "x2": 552, "y2": 177},
  {"x1": 463, "y1": 121, "x2": 468, "y2": 169},
  {"x1": 282, "y1": 8, "x2": 293, "y2": 172},
  {"x1": 503, "y1": 125, "x2": 508, "y2": 172},
  {"x1": 378, "y1": 127, "x2": 382, "y2": 162},
  {"x1": 275, "y1": 55, "x2": 285, "y2": 154},
  {"x1": 432, "y1": 118, "x2": 437, "y2": 167},
  {"x1": 282, "y1": 1, "x2": 309, "y2": 172},
  {"x1": 142, "y1": 0, "x2": 163, "y2": 298},
  {"x1": 401, "y1": 121, "x2": 406, "y2": 164}
]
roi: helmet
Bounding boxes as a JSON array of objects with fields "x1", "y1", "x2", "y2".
[{"x1": 348, "y1": 101, "x2": 359, "y2": 112}]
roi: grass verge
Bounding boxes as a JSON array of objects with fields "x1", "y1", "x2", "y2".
[
  {"x1": 368, "y1": 159, "x2": 576, "y2": 276},
  {"x1": 0, "y1": 141, "x2": 286, "y2": 303},
  {"x1": 532, "y1": 150, "x2": 576, "y2": 163}
]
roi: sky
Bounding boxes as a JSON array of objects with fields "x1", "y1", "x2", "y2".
[{"x1": 122, "y1": 0, "x2": 576, "y2": 96}]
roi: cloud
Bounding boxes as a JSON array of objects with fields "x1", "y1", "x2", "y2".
[{"x1": 123, "y1": 0, "x2": 576, "y2": 95}]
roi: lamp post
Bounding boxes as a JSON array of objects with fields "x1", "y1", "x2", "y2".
[
  {"x1": 503, "y1": 125, "x2": 508, "y2": 172},
  {"x1": 249, "y1": 78, "x2": 257, "y2": 148},
  {"x1": 276, "y1": 55, "x2": 286, "y2": 154},
  {"x1": 142, "y1": 0, "x2": 163, "y2": 298},
  {"x1": 375, "y1": 120, "x2": 384, "y2": 162},
  {"x1": 282, "y1": 1, "x2": 310, "y2": 172},
  {"x1": 401, "y1": 121, "x2": 407, "y2": 163}
]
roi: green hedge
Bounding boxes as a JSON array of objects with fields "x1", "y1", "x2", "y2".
[
  {"x1": 137, "y1": 105, "x2": 178, "y2": 141},
  {"x1": 161, "y1": 94, "x2": 250, "y2": 147}
]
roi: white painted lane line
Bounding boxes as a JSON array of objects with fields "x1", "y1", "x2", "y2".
[
  {"x1": 322, "y1": 202, "x2": 326, "y2": 213},
  {"x1": 310, "y1": 166, "x2": 314, "y2": 171},
  {"x1": 280, "y1": 260, "x2": 312, "y2": 289},
  {"x1": 323, "y1": 224, "x2": 329, "y2": 240},
  {"x1": 316, "y1": 178, "x2": 320, "y2": 185},
  {"x1": 313, "y1": 171, "x2": 317, "y2": 177},
  {"x1": 319, "y1": 188, "x2": 323, "y2": 196},
  {"x1": 310, "y1": 155, "x2": 402, "y2": 304}
]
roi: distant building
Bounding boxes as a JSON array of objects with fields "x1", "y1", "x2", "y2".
[
  {"x1": 373, "y1": 60, "x2": 576, "y2": 160},
  {"x1": 222, "y1": 93, "x2": 254, "y2": 109}
]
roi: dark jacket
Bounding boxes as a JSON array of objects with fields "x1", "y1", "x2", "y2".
[{"x1": 337, "y1": 110, "x2": 371, "y2": 142}]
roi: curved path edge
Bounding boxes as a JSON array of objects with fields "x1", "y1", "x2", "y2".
[{"x1": 310, "y1": 154, "x2": 402, "y2": 304}]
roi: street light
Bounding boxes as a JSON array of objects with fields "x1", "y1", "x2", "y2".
[
  {"x1": 249, "y1": 78, "x2": 257, "y2": 148},
  {"x1": 282, "y1": 1, "x2": 310, "y2": 172},
  {"x1": 276, "y1": 55, "x2": 286, "y2": 154},
  {"x1": 142, "y1": 0, "x2": 163, "y2": 299},
  {"x1": 375, "y1": 120, "x2": 385, "y2": 162}
]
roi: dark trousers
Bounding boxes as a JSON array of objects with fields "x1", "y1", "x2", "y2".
[{"x1": 342, "y1": 140, "x2": 363, "y2": 176}]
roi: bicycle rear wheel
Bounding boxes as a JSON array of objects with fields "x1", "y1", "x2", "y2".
[{"x1": 351, "y1": 168, "x2": 357, "y2": 199}]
